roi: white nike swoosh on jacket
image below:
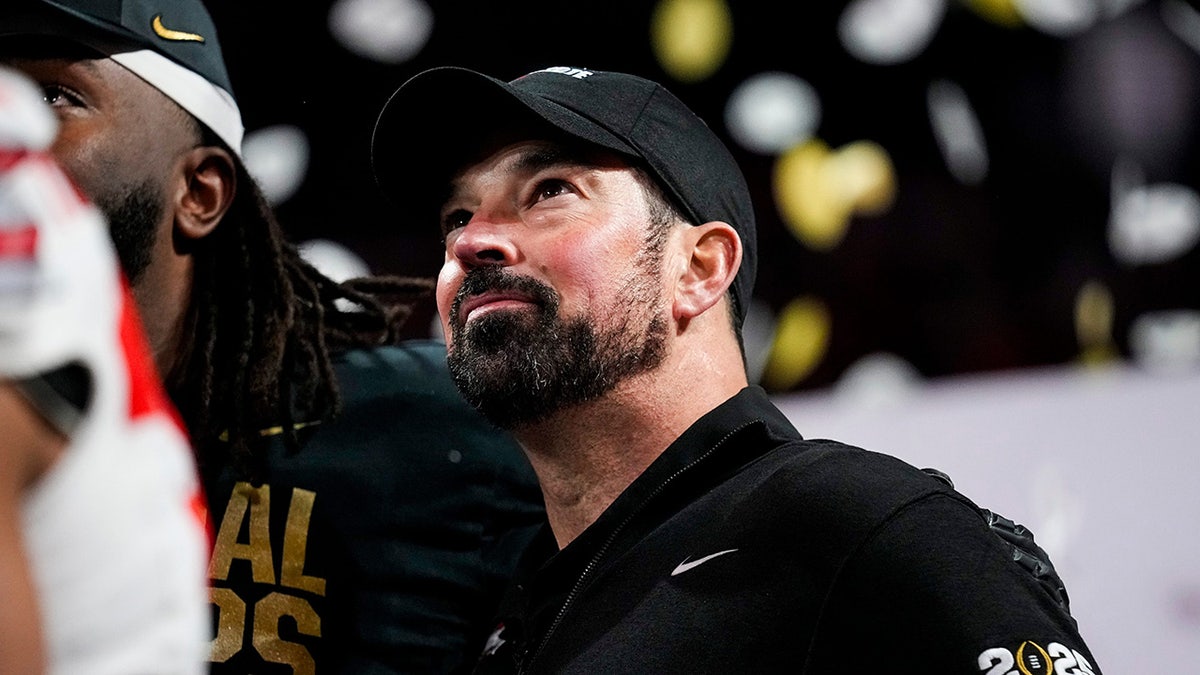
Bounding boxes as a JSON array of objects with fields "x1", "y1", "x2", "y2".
[{"x1": 671, "y1": 549, "x2": 739, "y2": 576}]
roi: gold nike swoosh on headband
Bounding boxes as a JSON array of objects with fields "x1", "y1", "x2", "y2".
[{"x1": 151, "y1": 14, "x2": 206, "y2": 43}]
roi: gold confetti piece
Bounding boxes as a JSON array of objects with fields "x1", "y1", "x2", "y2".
[
  {"x1": 773, "y1": 139, "x2": 896, "y2": 251},
  {"x1": 963, "y1": 0, "x2": 1025, "y2": 28},
  {"x1": 651, "y1": 0, "x2": 733, "y2": 83},
  {"x1": 761, "y1": 296, "x2": 832, "y2": 390},
  {"x1": 1074, "y1": 279, "x2": 1119, "y2": 367}
]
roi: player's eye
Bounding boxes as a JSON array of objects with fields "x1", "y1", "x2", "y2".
[{"x1": 41, "y1": 84, "x2": 84, "y2": 109}]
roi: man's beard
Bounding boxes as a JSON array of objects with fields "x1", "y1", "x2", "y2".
[
  {"x1": 93, "y1": 181, "x2": 162, "y2": 286},
  {"x1": 446, "y1": 265, "x2": 668, "y2": 430}
]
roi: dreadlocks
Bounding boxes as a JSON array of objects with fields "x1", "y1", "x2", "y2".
[{"x1": 169, "y1": 152, "x2": 433, "y2": 482}]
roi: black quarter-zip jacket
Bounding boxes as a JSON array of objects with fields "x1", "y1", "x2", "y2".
[{"x1": 472, "y1": 386, "x2": 1102, "y2": 674}]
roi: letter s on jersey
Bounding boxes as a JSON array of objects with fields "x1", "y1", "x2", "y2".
[{"x1": 978, "y1": 641, "x2": 1096, "y2": 675}]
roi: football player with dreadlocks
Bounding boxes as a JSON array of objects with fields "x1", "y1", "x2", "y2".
[
  {"x1": 0, "y1": 64, "x2": 209, "y2": 675},
  {"x1": 0, "y1": 1, "x2": 544, "y2": 673}
]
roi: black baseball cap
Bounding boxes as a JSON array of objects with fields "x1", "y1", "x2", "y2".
[
  {"x1": 371, "y1": 65, "x2": 758, "y2": 327},
  {"x1": 0, "y1": 0, "x2": 243, "y2": 154}
]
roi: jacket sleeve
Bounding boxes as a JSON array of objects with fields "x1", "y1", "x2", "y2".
[{"x1": 808, "y1": 492, "x2": 1103, "y2": 675}]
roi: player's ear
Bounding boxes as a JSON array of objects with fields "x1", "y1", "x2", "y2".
[
  {"x1": 673, "y1": 221, "x2": 742, "y2": 321},
  {"x1": 174, "y1": 145, "x2": 236, "y2": 241}
]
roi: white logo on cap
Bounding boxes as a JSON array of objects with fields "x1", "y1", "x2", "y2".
[{"x1": 534, "y1": 66, "x2": 594, "y2": 79}]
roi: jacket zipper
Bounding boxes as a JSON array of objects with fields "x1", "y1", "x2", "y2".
[{"x1": 518, "y1": 419, "x2": 761, "y2": 674}]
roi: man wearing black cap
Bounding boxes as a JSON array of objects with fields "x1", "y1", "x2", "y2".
[
  {"x1": 1, "y1": 1, "x2": 544, "y2": 673},
  {"x1": 371, "y1": 65, "x2": 1104, "y2": 674}
]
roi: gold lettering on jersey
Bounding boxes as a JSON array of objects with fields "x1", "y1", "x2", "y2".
[
  {"x1": 281, "y1": 488, "x2": 326, "y2": 596},
  {"x1": 254, "y1": 592, "x2": 321, "y2": 675},
  {"x1": 209, "y1": 482, "x2": 276, "y2": 583},
  {"x1": 209, "y1": 587, "x2": 246, "y2": 662},
  {"x1": 207, "y1": 483, "x2": 324, "y2": 669}
]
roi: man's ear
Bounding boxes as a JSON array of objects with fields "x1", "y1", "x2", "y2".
[
  {"x1": 673, "y1": 221, "x2": 742, "y2": 321},
  {"x1": 174, "y1": 145, "x2": 237, "y2": 241}
]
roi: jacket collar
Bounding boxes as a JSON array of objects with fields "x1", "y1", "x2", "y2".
[
  {"x1": 492, "y1": 386, "x2": 803, "y2": 654},
  {"x1": 544, "y1": 385, "x2": 799, "y2": 561}
]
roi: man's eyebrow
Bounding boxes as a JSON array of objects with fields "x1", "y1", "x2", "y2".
[
  {"x1": 511, "y1": 145, "x2": 590, "y2": 175},
  {"x1": 442, "y1": 143, "x2": 603, "y2": 211}
]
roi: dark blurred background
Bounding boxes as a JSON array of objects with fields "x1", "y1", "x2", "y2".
[{"x1": 205, "y1": 0, "x2": 1200, "y2": 394}]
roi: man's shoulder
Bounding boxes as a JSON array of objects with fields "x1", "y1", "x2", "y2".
[
  {"x1": 330, "y1": 340, "x2": 465, "y2": 404},
  {"x1": 334, "y1": 339, "x2": 450, "y2": 379},
  {"x1": 741, "y1": 436, "x2": 967, "y2": 526},
  {"x1": 324, "y1": 340, "x2": 526, "y2": 457},
  {"x1": 765, "y1": 436, "x2": 937, "y2": 486}
]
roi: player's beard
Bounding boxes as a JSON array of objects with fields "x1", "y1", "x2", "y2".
[
  {"x1": 446, "y1": 264, "x2": 669, "y2": 430},
  {"x1": 92, "y1": 180, "x2": 162, "y2": 286}
]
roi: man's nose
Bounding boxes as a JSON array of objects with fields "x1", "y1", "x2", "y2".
[{"x1": 448, "y1": 215, "x2": 520, "y2": 268}]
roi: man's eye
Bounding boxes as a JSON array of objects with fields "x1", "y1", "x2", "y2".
[
  {"x1": 532, "y1": 179, "x2": 571, "y2": 203},
  {"x1": 441, "y1": 209, "x2": 471, "y2": 236},
  {"x1": 41, "y1": 84, "x2": 83, "y2": 109}
]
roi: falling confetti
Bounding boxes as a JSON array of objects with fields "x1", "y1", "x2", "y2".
[
  {"x1": 1074, "y1": 279, "x2": 1118, "y2": 366},
  {"x1": 838, "y1": 0, "x2": 947, "y2": 65},
  {"x1": 241, "y1": 125, "x2": 311, "y2": 207},
  {"x1": 725, "y1": 71, "x2": 822, "y2": 155},
  {"x1": 651, "y1": 0, "x2": 733, "y2": 82},
  {"x1": 761, "y1": 296, "x2": 832, "y2": 391},
  {"x1": 773, "y1": 139, "x2": 896, "y2": 251},
  {"x1": 328, "y1": 0, "x2": 434, "y2": 64},
  {"x1": 927, "y1": 79, "x2": 989, "y2": 185}
]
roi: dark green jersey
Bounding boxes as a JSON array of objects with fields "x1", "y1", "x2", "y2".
[{"x1": 205, "y1": 340, "x2": 544, "y2": 674}]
